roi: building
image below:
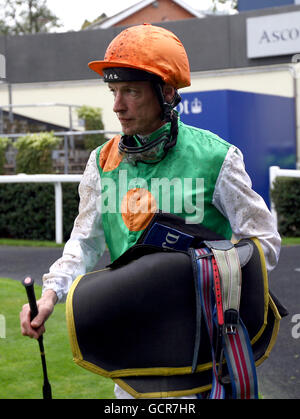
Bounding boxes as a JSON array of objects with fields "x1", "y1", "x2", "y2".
[
  {"x1": 0, "y1": 4, "x2": 300, "y2": 204},
  {"x1": 86, "y1": 0, "x2": 204, "y2": 30}
]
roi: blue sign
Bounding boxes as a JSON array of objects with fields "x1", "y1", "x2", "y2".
[
  {"x1": 176, "y1": 89, "x2": 296, "y2": 207},
  {"x1": 176, "y1": 90, "x2": 229, "y2": 139}
]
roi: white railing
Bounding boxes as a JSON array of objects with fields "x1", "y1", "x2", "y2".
[
  {"x1": 269, "y1": 165, "x2": 300, "y2": 227},
  {"x1": 0, "y1": 174, "x2": 82, "y2": 244},
  {"x1": 1, "y1": 166, "x2": 298, "y2": 245}
]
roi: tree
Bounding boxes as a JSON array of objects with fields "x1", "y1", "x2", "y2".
[
  {"x1": 77, "y1": 105, "x2": 106, "y2": 151},
  {"x1": 14, "y1": 132, "x2": 61, "y2": 174},
  {"x1": 80, "y1": 13, "x2": 107, "y2": 31},
  {"x1": 0, "y1": 136, "x2": 11, "y2": 175},
  {"x1": 0, "y1": 0, "x2": 62, "y2": 35},
  {"x1": 211, "y1": 0, "x2": 238, "y2": 13}
]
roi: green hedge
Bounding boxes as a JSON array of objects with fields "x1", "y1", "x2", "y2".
[
  {"x1": 2, "y1": 176, "x2": 298, "y2": 241},
  {"x1": 0, "y1": 183, "x2": 79, "y2": 242},
  {"x1": 0, "y1": 137, "x2": 11, "y2": 175},
  {"x1": 271, "y1": 177, "x2": 300, "y2": 237},
  {"x1": 14, "y1": 132, "x2": 61, "y2": 174},
  {"x1": 77, "y1": 105, "x2": 106, "y2": 150}
]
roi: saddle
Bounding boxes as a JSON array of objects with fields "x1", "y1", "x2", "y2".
[{"x1": 66, "y1": 212, "x2": 287, "y2": 398}]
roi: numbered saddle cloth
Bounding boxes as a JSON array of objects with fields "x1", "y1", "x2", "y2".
[{"x1": 66, "y1": 232, "x2": 286, "y2": 398}]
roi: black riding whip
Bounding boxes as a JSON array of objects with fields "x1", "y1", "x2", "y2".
[{"x1": 22, "y1": 277, "x2": 52, "y2": 400}]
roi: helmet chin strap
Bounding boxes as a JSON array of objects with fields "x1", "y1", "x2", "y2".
[
  {"x1": 152, "y1": 83, "x2": 181, "y2": 122},
  {"x1": 152, "y1": 82, "x2": 181, "y2": 153}
]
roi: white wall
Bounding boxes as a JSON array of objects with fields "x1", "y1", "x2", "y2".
[
  {"x1": 188, "y1": 66, "x2": 294, "y2": 98},
  {"x1": 0, "y1": 78, "x2": 119, "y2": 136}
]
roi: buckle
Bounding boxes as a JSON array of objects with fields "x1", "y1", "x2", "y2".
[
  {"x1": 225, "y1": 325, "x2": 237, "y2": 335},
  {"x1": 224, "y1": 309, "x2": 239, "y2": 335}
]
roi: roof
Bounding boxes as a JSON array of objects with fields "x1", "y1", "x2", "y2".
[{"x1": 87, "y1": 0, "x2": 205, "y2": 30}]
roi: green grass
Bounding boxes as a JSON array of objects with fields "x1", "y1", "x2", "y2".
[
  {"x1": 0, "y1": 238, "x2": 64, "y2": 248},
  {"x1": 281, "y1": 237, "x2": 300, "y2": 246},
  {"x1": 0, "y1": 236, "x2": 298, "y2": 399},
  {"x1": 0, "y1": 278, "x2": 115, "y2": 399}
]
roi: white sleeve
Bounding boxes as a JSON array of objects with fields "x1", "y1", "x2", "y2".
[
  {"x1": 42, "y1": 149, "x2": 106, "y2": 302},
  {"x1": 212, "y1": 146, "x2": 281, "y2": 272}
]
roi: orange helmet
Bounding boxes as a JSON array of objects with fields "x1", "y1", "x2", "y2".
[{"x1": 88, "y1": 24, "x2": 191, "y2": 89}]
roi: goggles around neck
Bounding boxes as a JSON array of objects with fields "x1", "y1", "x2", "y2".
[{"x1": 118, "y1": 117, "x2": 178, "y2": 165}]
